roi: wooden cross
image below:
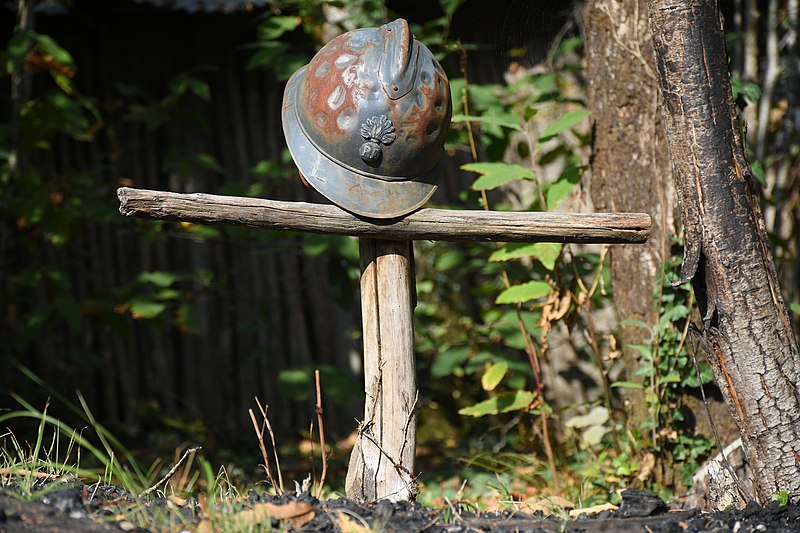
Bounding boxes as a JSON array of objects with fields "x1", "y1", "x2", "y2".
[{"x1": 117, "y1": 187, "x2": 650, "y2": 502}]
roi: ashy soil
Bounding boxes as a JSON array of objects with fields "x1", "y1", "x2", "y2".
[{"x1": 1, "y1": 484, "x2": 798, "y2": 532}]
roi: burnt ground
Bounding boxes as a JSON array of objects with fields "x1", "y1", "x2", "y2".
[{"x1": 1, "y1": 485, "x2": 798, "y2": 532}]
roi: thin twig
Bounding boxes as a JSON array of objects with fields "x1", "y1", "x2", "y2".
[
  {"x1": 256, "y1": 397, "x2": 284, "y2": 492},
  {"x1": 137, "y1": 446, "x2": 201, "y2": 499},
  {"x1": 314, "y1": 369, "x2": 328, "y2": 499},
  {"x1": 398, "y1": 391, "x2": 419, "y2": 464},
  {"x1": 249, "y1": 407, "x2": 279, "y2": 493},
  {"x1": 89, "y1": 479, "x2": 101, "y2": 502},
  {"x1": 308, "y1": 420, "x2": 316, "y2": 493}
]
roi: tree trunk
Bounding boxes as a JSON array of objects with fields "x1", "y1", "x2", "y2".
[
  {"x1": 584, "y1": 0, "x2": 675, "y2": 425},
  {"x1": 345, "y1": 238, "x2": 418, "y2": 502},
  {"x1": 648, "y1": 0, "x2": 800, "y2": 503}
]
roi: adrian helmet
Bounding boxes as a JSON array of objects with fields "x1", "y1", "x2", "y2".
[{"x1": 281, "y1": 18, "x2": 451, "y2": 219}]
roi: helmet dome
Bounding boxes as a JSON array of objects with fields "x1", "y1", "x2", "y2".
[{"x1": 282, "y1": 18, "x2": 451, "y2": 219}]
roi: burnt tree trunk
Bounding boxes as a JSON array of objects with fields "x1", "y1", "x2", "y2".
[
  {"x1": 585, "y1": 0, "x2": 675, "y2": 426},
  {"x1": 648, "y1": 0, "x2": 800, "y2": 502}
]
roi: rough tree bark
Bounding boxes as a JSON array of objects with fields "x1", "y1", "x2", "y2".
[
  {"x1": 648, "y1": 0, "x2": 800, "y2": 502},
  {"x1": 585, "y1": 0, "x2": 675, "y2": 426}
]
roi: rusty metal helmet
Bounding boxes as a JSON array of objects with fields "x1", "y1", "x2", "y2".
[{"x1": 281, "y1": 18, "x2": 451, "y2": 219}]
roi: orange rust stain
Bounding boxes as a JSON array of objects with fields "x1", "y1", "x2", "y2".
[
  {"x1": 713, "y1": 338, "x2": 748, "y2": 434},
  {"x1": 760, "y1": 374, "x2": 772, "y2": 399},
  {"x1": 759, "y1": 410, "x2": 768, "y2": 430},
  {"x1": 732, "y1": 153, "x2": 744, "y2": 180}
]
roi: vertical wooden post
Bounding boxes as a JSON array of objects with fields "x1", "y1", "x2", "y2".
[{"x1": 345, "y1": 238, "x2": 418, "y2": 503}]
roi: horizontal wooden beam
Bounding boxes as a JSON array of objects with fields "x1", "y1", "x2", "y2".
[{"x1": 117, "y1": 187, "x2": 651, "y2": 244}]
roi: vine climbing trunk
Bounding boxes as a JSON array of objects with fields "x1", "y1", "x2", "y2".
[
  {"x1": 647, "y1": 0, "x2": 800, "y2": 502},
  {"x1": 345, "y1": 238, "x2": 418, "y2": 503}
]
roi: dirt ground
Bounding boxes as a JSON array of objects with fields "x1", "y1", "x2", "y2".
[{"x1": 1, "y1": 485, "x2": 798, "y2": 532}]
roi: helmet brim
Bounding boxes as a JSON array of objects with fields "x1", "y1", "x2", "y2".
[{"x1": 282, "y1": 67, "x2": 440, "y2": 220}]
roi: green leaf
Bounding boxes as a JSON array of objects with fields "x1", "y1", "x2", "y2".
[
  {"x1": 730, "y1": 73, "x2": 761, "y2": 104},
  {"x1": 481, "y1": 361, "x2": 508, "y2": 391},
  {"x1": 537, "y1": 109, "x2": 590, "y2": 145},
  {"x1": 278, "y1": 369, "x2": 311, "y2": 401},
  {"x1": 751, "y1": 160, "x2": 766, "y2": 187},
  {"x1": 658, "y1": 372, "x2": 682, "y2": 385},
  {"x1": 492, "y1": 310, "x2": 541, "y2": 350},
  {"x1": 490, "y1": 243, "x2": 562, "y2": 271},
  {"x1": 557, "y1": 35, "x2": 583, "y2": 56},
  {"x1": 496, "y1": 281, "x2": 552, "y2": 304},
  {"x1": 52, "y1": 73, "x2": 74, "y2": 94},
  {"x1": 435, "y1": 249, "x2": 464, "y2": 271},
  {"x1": 316, "y1": 365, "x2": 361, "y2": 405},
  {"x1": 611, "y1": 380, "x2": 644, "y2": 390},
  {"x1": 465, "y1": 83, "x2": 503, "y2": 110},
  {"x1": 155, "y1": 289, "x2": 181, "y2": 300},
  {"x1": 451, "y1": 113, "x2": 521, "y2": 131},
  {"x1": 534, "y1": 243, "x2": 562, "y2": 270},
  {"x1": 440, "y1": 0, "x2": 465, "y2": 17},
  {"x1": 137, "y1": 271, "x2": 179, "y2": 288},
  {"x1": 619, "y1": 319, "x2": 652, "y2": 330},
  {"x1": 169, "y1": 73, "x2": 211, "y2": 101},
  {"x1": 789, "y1": 302, "x2": 800, "y2": 315},
  {"x1": 186, "y1": 224, "x2": 221, "y2": 239},
  {"x1": 772, "y1": 491, "x2": 789, "y2": 506},
  {"x1": 246, "y1": 41, "x2": 291, "y2": 70},
  {"x1": 274, "y1": 365, "x2": 361, "y2": 405},
  {"x1": 432, "y1": 346, "x2": 471, "y2": 378},
  {"x1": 458, "y1": 390, "x2": 536, "y2": 417},
  {"x1": 194, "y1": 153, "x2": 224, "y2": 174},
  {"x1": 303, "y1": 234, "x2": 329, "y2": 257},
  {"x1": 507, "y1": 374, "x2": 527, "y2": 389},
  {"x1": 251, "y1": 160, "x2": 281, "y2": 177},
  {"x1": 274, "y1": 54, "x2": 309, "y2": 82},
  {"x1": 258, "y1": 15, "x2": 302, "y2": 40},
  {"x1": 183, "y1": 77, "x2": 211, "y2": 101},
  {"x1": 31, "y1": 32, "x2": 75, "y2": 68},
  {"x1": 682, "y1": 362, "x2": 714, "y2": 388},
  {"x1": 524, "y1": 105, "x2": 538, "y2": 121},
  {"x1": 462, "y1": 162, "x2": 534, "y2": 191},
  {"x1": 6, "y1": 32, "x2": 30, "y2": 73},
  {"x1": 545, "y1": 165, "x2": 581, "y2": 209},
  {"x1": 129, "y1": 301, "x2": 166, "y2": 320}
]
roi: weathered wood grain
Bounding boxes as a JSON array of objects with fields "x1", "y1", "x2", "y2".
[
  {"x1": 118, "y1": 187, "x2": 651, "y2": 244},
  {"x1": 346, "y1": 239, "x2": 417, "y2": 503}
]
